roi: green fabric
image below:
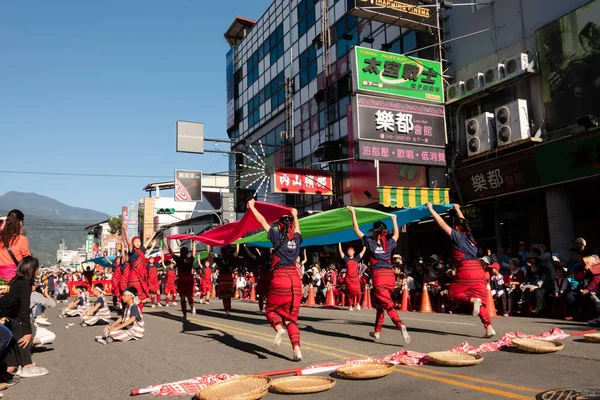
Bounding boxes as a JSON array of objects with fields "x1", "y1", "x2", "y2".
[{"x1": 234, "y1": 207, "x2": 391, "y2": 245}]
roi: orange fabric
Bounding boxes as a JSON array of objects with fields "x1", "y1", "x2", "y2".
[{"x1": 0, "y1": 235, "x2": 30, "y2": 265}]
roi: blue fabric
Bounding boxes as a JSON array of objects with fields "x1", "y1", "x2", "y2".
[
  {"x1": 83, "y1": 256, "x2": 117, "y2": 268},
  {"x1": 247, "y1": 204, "x2": 452, "y2": 248}
]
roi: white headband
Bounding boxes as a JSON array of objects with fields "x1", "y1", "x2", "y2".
[{"x1": 123, "y1": 290, "x2": 140, "y2": 304}]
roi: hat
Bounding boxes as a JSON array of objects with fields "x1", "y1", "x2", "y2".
[
  {"x1": 341, "y1": 269, "x2": 347, "y2": 273},
  {"x1": 429, "y1": 254, "x2": 439, "y2": 262},
  {"x1": 392, "y1": 254, "x2": 402, "y2": 259},
  {"x1": 552, "y1": 254, "x2": 560, "y2": 262},
  {"x1": 480, "y1": 256, "x2": 491, "y2": 265},
  {"x1": 574, "y1": 237, "x2": 587, "y2": 246},
  {"x1": 490, "y1": 262, "x2": 500, "y2": 270},
  {"x1": 519, "y1": 241, "x2": 527, "y2": 247}
]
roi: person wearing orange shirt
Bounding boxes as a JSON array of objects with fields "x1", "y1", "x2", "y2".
[{"x1": 0, "y1": 209, "x2": 31, "y2": 282}]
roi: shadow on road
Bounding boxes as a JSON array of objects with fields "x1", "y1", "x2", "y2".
[
  {"x1": 341, "y1": 320, "x2": 485, "y2": 339},
  {"x1": 186, "y1": 329, "x2": 292, "y2": 361}
]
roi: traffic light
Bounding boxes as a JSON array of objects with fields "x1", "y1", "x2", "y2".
[
  {"x1": 157, "y1": 208, "x2": 175, "y2": 215},
  {"x1": 235, "y1": 189, "x2": 256, "y2": 213}
]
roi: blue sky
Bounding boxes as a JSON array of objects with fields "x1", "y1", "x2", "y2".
[{"x1": 0, "y1": 0, "x2": 271, "y2": 216}]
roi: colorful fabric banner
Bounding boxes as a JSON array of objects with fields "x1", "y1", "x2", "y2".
[
  {"x1": 235, "y1": 204, "x2": 452, "y2": 248},
  {"x1": 168, "y1": 201, "x2": 291, "y2": 247}
]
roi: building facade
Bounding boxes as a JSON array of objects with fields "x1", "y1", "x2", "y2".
[
  {"x1": 445, "y1": 0, "x2": 600, "y2": 257},
  {"x1": 225, "y1": 0, "x2": 444, "y2": 217}
]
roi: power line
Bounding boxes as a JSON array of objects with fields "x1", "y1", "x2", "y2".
[{"x1": 0, "y1": 170, "x2": 172, "y2": 179}]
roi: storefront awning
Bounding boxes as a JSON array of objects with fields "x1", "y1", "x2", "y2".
[{"x1": 378, "y1": 186, "x2": 450, "y2": 208}]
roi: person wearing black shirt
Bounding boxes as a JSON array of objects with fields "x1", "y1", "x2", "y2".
[{"x1": 2, "y1": 256, "x2": 49, "y2": 377}]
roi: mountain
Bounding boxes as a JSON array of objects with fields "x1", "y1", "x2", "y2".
[{"x1": 0, "y1": 192, "x2": 110, "y2": 264}]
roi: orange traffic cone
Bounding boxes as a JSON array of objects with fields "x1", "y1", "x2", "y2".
[
  {"x1": 420, "y1": 284, "x2": 433, "y2": 313},
  {"x1": 340, "y1": 292, "x2": 346, "y2": 307},
  {"x1": 486, "y1": 284, "x2": 498, "y2": 317},
  {"x1": 325, "y1": 286, "x2": 335, "y2": 307},
  {"x1": 361, "y1": 286, "x2": 372, "y2": 310},
  {"x1": 234, "y1": 288, "x2": 239, "y2": 299},
  {"x1": 400, "y1": 283, "x2": 411, "y2": 312},
  {"x1": 249, "y1": 285, "x2": 256, "y2": 302},
  {"x1": 306, "y1": 285, "x2": 316, "y2": 306},
  {"x1": 211, "y1": 286, "x2": 216, "y2": 298}
]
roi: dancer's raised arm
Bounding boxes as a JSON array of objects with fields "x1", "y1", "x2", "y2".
[
  {"x1": 347, "y1": 207, "x2": 364, "y2": 239},
  {"x1": 391, "y1": 214, "x2": 399, "y2": 242},
  {"x1": 426, "y1": 202, "x2": 451, "y2": 236},
  {"x1": 248, "y1": 199, "x2": 271, "y2": 232}
]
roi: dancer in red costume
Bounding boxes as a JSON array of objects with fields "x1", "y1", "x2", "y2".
[
  {"x1": 123, "y1": 230, "x2": 155, "y2": 310},
  {"x1": 163, "y1": 259, "x2": 177, "y2": 307},
  {"x1": 426, "y1": 203, "x2": 495, "y2": 338},
  {"x1": 199, "y1": 255, "x2": 213, "y2": 305},
  {"x1": 338, "y1": 243, "x2": 366, "y2": 311},
  {"x1": 147, "y1": 256, "x2": 161, "y2": 308},
  {"x1": 215, "y1": 251, "x2": 235, "y2": 316},
  {"x1": 107, "y1": 255, "x2": 123, "y2": 308},
  {"x1": 349, "y1": 207, "x2": 411, "y2": 343},
  {"x1": 243, "y1": 244, "x2": 271, "y2": 313},
  {"x1": 166, "y1": 241, "x2": 196, "y2": 320},
  {"x1": 248, "y1": 199, "x2": 303, "y2": 361}
]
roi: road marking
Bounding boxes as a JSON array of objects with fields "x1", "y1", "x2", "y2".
[
  {"x1": 394, "y1": 368, "x2": 534, "y2": 400},
  {"x1": 185, "y1": 315, "x2": 540, "y2": 399},
  {"x1": 412, "y1": 367, "x2": 542, "y2": 393}
]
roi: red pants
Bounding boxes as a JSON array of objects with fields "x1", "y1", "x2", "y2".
[
  {"x1": 265, "y1": 266, "x2": 302, "y2": 348},
  {"x1": 450, "y1": 260, "x2": 491, "y2": 328},
  {"x1": 372, "y1": 269, "x2": 403, "y2": 333}
]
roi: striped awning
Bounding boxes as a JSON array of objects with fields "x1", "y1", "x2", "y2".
[{"x1": 378, "y1": 186, "x2": 450, "y2": 208}]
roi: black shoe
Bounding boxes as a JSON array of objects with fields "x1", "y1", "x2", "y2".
[{"x1": 0, "y1": 373, "x2": 20, "y2": 386}]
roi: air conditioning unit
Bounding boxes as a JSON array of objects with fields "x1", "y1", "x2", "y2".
[
  {"x1": 446, "y1": 81, "x2": 465, "y2": 102},
  {"x1": 495, "y1": 99, "x2": 530, "y2": 147},
  {"x1": 485, "y1": 64, "x2": 505, "y2": 85},
  {"x1": 504, "y1": 53, "x2": 529, "y2": 78},
  {"x1": 464, "y1": 73, "x2": 484, "y2": 94},
  {"x1": 465, "y1": 112, "x2": 496, "y2": 157}
]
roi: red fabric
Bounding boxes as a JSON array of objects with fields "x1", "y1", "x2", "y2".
[
  {"x1": 164, "y1": 269, "x2": 177, "y2": 294},
  {"x1": 449, "y1": 259, "x2": 491, "y2": 327},
  {"x1": 128, "y1": 251, "x2": 149, "y2": 300},
  {"x1": 286, "y1": 322, "x2": 301, "y2": 347},
  {"x1": 177, "y1": 274, "x2": 195, "y2": 297},
  {"x1": 148, "y1": 267, "x2": 160, "y2": 292},
  {"x1": 112, "y1": 264, "x2": 122, "y2": 297},
  {"x1": 180, "y1": 202, "x2": 291, "y2": 246},
  {"x1": 217, "y1": 273, "x2": 235, "y2": 299},
  {"x1": 119, "y1": 263, "x2": 130, "y2": 292},
  {"x1": 200, "y1": 267, "x2": 212, "y2": 296},
  {"x1": 256, "y1": 265, "x2": 271, "y2": 296},
  {"x1": 266, "y1": 266, "x2": 302, "y2": 323},
  {"x1": 345, "y1": 259, "x2": 361, "y2": 297},
  {"x1": 371, "y1": 269, "x2": 402, "y2": 332}
]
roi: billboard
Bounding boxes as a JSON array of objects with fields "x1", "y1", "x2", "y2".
[
  {"x1": 352, "y1": 94, "x2": 447, "y2": 166},
  {"x1": 273, "y1": 168, "x2": 333, "y2": 195},
  {"x1": 176, "y1": 120, "x2": 205, "y2": 154},
  {"x1": 352, "y1": 46, "x2": 444, "y2": 103},
  {"x1": 175, "y1": 170, "x2": 203, "y2": 201},
  {"x1": 226, "y1": 49, "x2": 235, "y2": 130},
  {"x1": 536, "y1": 1, "x2": 600, "y2": 133},
  {"x1": 348, "y1": 0, "x2": 437, "y2": 32}
]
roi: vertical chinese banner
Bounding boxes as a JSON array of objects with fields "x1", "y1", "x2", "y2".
[
  {"x1": 143, "y1": 197, "x2": 155, "y2": 244},
  {"x1": 127, "y1": 201, "x2": 138, "y2": 240}
]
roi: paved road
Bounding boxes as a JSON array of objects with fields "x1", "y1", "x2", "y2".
[{"x1": 8, "y1": 299, "x2": 600, "y2": 400}]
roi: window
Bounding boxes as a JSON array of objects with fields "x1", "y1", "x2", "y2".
[
  {"x1": 333, "y1": 15, "x2": 359, "y2": 61},
  {"x1": 246, "y1": 24, "x2": 284, "y2": 86},
  {"x1": 270, "y1": 72, "x2": 286, "y2": 110},
  {"x1": 248, "y1": 93, "x2": 261, "y2": 128},
  {"x1": 298, "y1": 0, "x2": 318, "y2": 38},
  {"x1": 299, "y1": 46, "x2": 317, "y2": 88}
]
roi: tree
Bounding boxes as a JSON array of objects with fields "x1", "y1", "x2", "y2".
[{"x1": 108, "y1": 216, "x2": 122, "y2": 235}]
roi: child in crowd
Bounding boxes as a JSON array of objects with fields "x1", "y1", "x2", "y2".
[
  {"x1": 80, "y1": 284, "x2": 112, "y2": 326},
  {"x1": 489, "y1": 263, "x2": 508, "y2": 317},
  {"x1": 505, "y1": 258, "x2": 525, "y2": 315},
  {"x1": 95, "y1": 286, "x2": 144, "y2": 344},
  {"x1": 60, "y1": 286, "x2": 89, "y2": 318}
]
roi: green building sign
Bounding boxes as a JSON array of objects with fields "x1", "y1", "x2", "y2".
[{"x1": 352, "y1": 46, "x2": 444, "y2": 104}]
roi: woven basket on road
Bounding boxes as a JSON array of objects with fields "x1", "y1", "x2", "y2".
[
  {"x1": 583, "y1": 333, "x2": 600, "y2": 343},
  {"x1": 511, "y1": 338, "x2": 564, "y2": 354},
  {"x1": 336, "y1": 361, "x2": 395, "y2": 380},
  {"x1": 195, "y1": 376, "x2": 271, "y2": 400},
  {"x1": 427, "y1": 352, "x2": 484, "y2": 366},
  {"x1": 269, "y1": 376, "x2": 336, "y2": 394}
]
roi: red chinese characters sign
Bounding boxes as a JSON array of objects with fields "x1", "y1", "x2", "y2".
[{"x1": 273, "y1": 168, "x2": 333, "y2": 195}]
